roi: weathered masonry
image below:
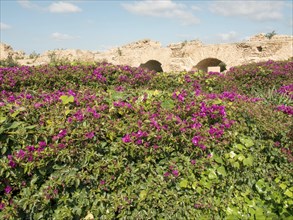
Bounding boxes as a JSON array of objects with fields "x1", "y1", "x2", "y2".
[{"x1": 2, "y1": 33, "x2": 292, "y2": 71}]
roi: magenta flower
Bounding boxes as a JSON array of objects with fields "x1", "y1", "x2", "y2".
[
  {"x1": 199, "y1": 144, "x2": 207, "y2": 150},
  {"x1": 0, "y1": 202, "x2": 5, "y2": 210},
  {"x1": 8, "y1": 159, "x2": 17, "y2": 168},
  {"x1": 26, "y1": 145, "x2": 35, "y2": 152},
  {"x1": 39, "y1": 141, "x2": 47, "y2": 148},
  {"x1": 190, "y1": 159, "x2": 196, "y2": 165},
  {"x1": 122, "y1": 134, "x2": 131, "y2": 143},
  {"x1": 192, "y1": 136, "x2": 201, "y2": 146},
  {"x1": 4, "y1": 185, "x2": 12, "y2": 194},
  {"x1": 164, "y1": 172, "x2": 170, "y2": 177},
  {"x1": 16, "y1": 149, "x2": 26, "y2": 159},
  {"x1": 172, "y1": 170, "x2": 179, "y2": 177},
  {"x1": 34, "y1": 103, "x2": 43, "y2": 108},
  {"x1": 7, "y1": 154, "x2": 17, "y2": 168},
  {"x1": 85, "y1": 131, "x2": 95, "y2": 139},
  {"x1": 153, "y1": 145, "x2": 159, "y2": 150}
]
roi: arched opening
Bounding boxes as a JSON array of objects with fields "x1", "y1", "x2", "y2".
[
  {"x1": 140, "y1": 60, "x2": 163, "y2": 72},
  {"x1": 193, "y1": 58, "x2": 227, "y2": 72}
]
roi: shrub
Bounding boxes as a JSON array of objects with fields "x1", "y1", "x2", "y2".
[{"x1": 0, "y1": 61, "x2": 292, "y2": 219}]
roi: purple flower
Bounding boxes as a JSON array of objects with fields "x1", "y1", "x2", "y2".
[
  {"x1": 194, "y1": 204, "x2": 202, "y2": 209},
  {"x1": 190, "y1": 159, "x2": 196, "y2": 165},
  {"x1": 192, "y1": 136, "x2": 201, "y2": 146},
  {"x1": 164, "y1": 172, "x2": 170, "y2": 177},
  {"x1": 199, "y1": 144, "x2": 207, "y2": 150},
  {"x1": 122, "y1": 134, "x2": 131, "y2": 143},
  {"x1": 34, "y1": 103, "x2": 43, "y2": 109},
  {"x1": 16, "y1": 149, "x2": 26, "y2": 159},
  {"x1": 26, "y1": 145, "x2": 35, "y2": 152},
  {"x1": 135, "y1": 139, "x2": 143, "y2": 145},
  {"x1": 172, "y1": 170, "x2": 179, "y2": 177},
  {"x1": 85, "y1": 131, "x2": 95, "y2": 139},
  {"x1": 58, "y1": 129, "x2": 67, "y2": 138},
  {"x1": 74, "y1": 110, "x2": 84, "y2": 121},
  {"x1": 39, "y1": 141, "x2": 47, "y2": 148},
  {"x1": 26, "y1": 94, "x2": 33, "y2": 99},
  {"x1": 153, "y1": 145, "x2": 159, "y2": 150},
  {"x1": 58, "y1": 143, "x2": 66, "y2": 149},
  {"x1": 4, "y1": 185, "x2": 12, "y2": 194},
  {"x1": 100, "y1": 180, "x2": 106, "y2": 185},
  {"x1": 0, "y1": 202, "x2": 5, "y2": 210}
]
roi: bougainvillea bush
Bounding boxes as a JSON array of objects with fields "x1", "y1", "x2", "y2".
[{"x1": 0, "y1": 60, "x2": 292, "y2": 219}]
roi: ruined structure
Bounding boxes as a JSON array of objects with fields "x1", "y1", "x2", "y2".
[{"x1": 1, "y1": 33, "x2": 292, "y2": 72}]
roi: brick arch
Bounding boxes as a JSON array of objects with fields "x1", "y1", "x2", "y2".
[
  {"x1": 193, "y1": 58, "x2": 227, "y2": 72},
  {"x1": 140, "y1": 60, "x2": 163, "y2": 72}
]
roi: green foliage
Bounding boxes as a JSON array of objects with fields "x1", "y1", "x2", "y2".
[
  {"x1": 117, "y1": 48, "x2": 122, "y2": 56},
  {"x1": 0, "y1": 60, "x2": 292, "y2": 219},
  {"x1": 0, "y1": 55, "x2": 19, "y2": 67},
  {"x1": 265, "y1": 31, "x2": 277, "y2": 39},
  {"x1": 28, "y1": 51, "x2": 40, "y2": 60},
  {"x1": 48, "y1": 51, "x2": 70, "y2": 66}
]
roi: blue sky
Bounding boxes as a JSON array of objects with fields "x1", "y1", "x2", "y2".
[{"x1": 1, "y1": 0, "x2": 292, "y2": 54}]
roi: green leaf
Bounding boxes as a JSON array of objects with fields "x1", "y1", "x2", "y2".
[
  {"x1": 229, "y1": 151, "x2": 236, "y2": 158},
  {"x1": 237, "y1": 154, "x2": 245, "y2": 161},
  {"x1": 192, "y1": 181, "x2": 197, "y2": 189},
  {"x1": 234, "y1": 143, "x2": 245, "y2": 151},
  {"x1": 0, "y1": 116, "x2": 6, "y2": 124},
  {"x1": 9, "y1": 121, "x2": 23, "y2": 129},
  {"x1": 111, "y1": 91, "x2": 126, "y2": 100},
  {"x1": 60, "y1": 95, "x2": 74, "y2": 105},
  {"x1": 284, "y1": 189, "x2": 293, "y2": 198},
  {"x1": 65, "y1": 109, "x2": 71, "y2": 116},
  {"x1": 208, "y1": 169, "x2": 217, "y2": 179},
  {"x1": 240, "y1": 137, "x2": 254, "y2": 147},
  {"x1": 213, "y1": 154, "x2": 224, "y2": 164},
  {"x1": 179, "y1": 179, "x2": 189, "y2": 188},
  {"x1": 217, "y1": 166, "x2": 227, "y2": 176},
  {"x1": 26, "y1": 125, "x2": 37, "y2": 130},
  {"x1": 161, "y1": 99, "x2": 175, "y2": 109},
  {"x1": 243, "y1": 155, "x2": 254, "y2": 166},
  {"x1": 255, "y1": 179, "x2": 266, "y2": 194},
  {"x1": 11, "y1": 110, "x2": 20, "y2": 118},
  {"x1": 232, "y1": 161, "x2": 240, "y2": 169},
  {"x1": 139, "y1": 190, "x2": 147, "y2": 200},
  {"x1": 279, "y1": 183, "x2": 287, "y2": 190}
]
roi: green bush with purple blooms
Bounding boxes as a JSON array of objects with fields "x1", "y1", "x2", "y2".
[{"x1": 0, "y1": 60, "x2": 292, "y2": 219}]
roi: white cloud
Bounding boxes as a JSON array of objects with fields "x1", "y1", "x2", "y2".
[
  {"x1": 18, "y1": 0, "x2": 39, "y2": 9},
  {"x1": 210, "y1": 1, "x2": 284, "y2": 21},
  {"x1": 191, "y1": 5, "x2": 201, "y2": 11},
  {"x1": 0, "y1": 22, "x2": 12, "y2": 30},
  {"x1": 51, "y1": 32, "x2": 79, "y2": 41},
  {"x1": 18, "y1": 1, "x2": 81, "y2": 13},
  {"x1": 122, "y1": 0, "x2": 200, "y2": 25},
  {"x1": 48, "y1": 1, "x2": 82, "y2": 13},
  {"x1": 218, "y1": 31, "x2": 238, "y2": 42}
]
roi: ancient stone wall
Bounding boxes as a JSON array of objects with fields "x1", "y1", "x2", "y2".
[{"x1": 1, "y1": 33, "x2": 292, "y2": 72}]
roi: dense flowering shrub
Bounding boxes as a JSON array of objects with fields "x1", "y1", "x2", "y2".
[{"x1": 0, "y1": 60, "x2": 292, "y2": 219}]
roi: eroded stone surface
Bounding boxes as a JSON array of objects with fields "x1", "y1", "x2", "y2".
[{"x1": 1, "y1": 33, "x2": 292, "y2": 71}]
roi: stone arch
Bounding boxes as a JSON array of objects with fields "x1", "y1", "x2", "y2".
[
  {"x1": 193, "y1": 58, "x2": 227, "y2": 72},
  {"x1": 140, "y1": 60, "x2": 163, "y2": 72}
]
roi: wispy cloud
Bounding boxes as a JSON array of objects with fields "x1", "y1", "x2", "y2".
[
  {"x1": 210, "y1": 1, "x2": 285, "y2": 21},
  {"x1": 48, "y1": 1, "x2": 82, "y2": 13},
  {"x1": 18, "y1": 0, "x2": 81, "y2": 13},
  {"x1": 0, "y1": 22, "x2": 12, "y2": 30},
  {"x1": 51, "y1": 32, "x2": 80, "y2": 41},
  {"x1": 217, "y1": 31, "x2": 238, "y2": 42},
  {"x1": 18, "y1": 0, "x2": 40, "y2": 9},
  {"x1": 122, "y1": 0, "x2": 200, "y2": 25}
]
